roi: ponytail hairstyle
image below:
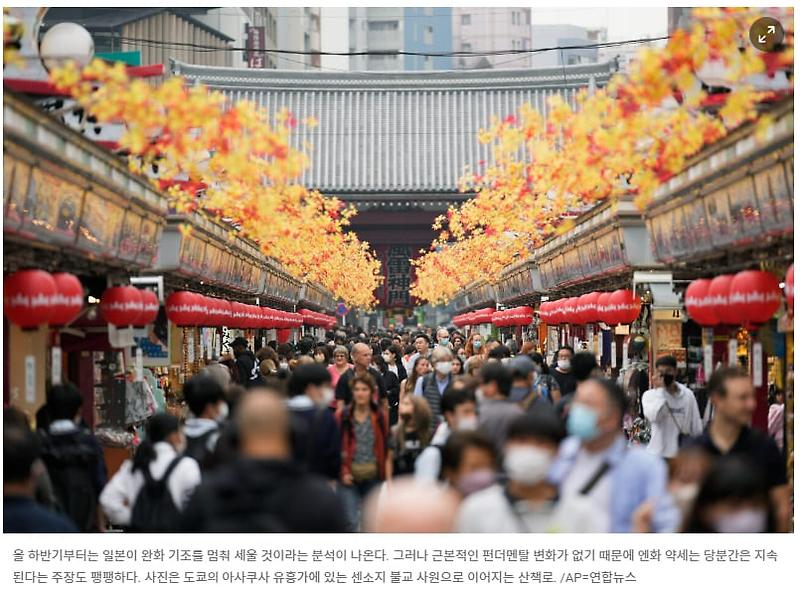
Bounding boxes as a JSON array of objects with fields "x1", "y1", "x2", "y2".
[{"x1": 132, "y1": 413, "x2": 180, "y2": 472}]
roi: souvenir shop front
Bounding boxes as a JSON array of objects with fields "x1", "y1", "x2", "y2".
[
  {"x1": 644, "y1": 98, "x2": 793, "y2": 433},
  {"x1": 297, "y1": 282, "x2": 337, "y2": 340},
  {"x1": 451, "y1": 281, "x2": 498, "y2": 339},
  {"x1": 492, "y1": 258, "x2": 542, "y2": 347},
  {"x1": 534, "y1": 197, "x2": 662, "y2": 376}
]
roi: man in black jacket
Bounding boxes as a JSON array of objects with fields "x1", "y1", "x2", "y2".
[
  {"x1": 181, "y1": 388, "x2": 348, "y2": 532},
  {"x1": 286, "y1": 364, "x2": 341, "y2": 482},
  {"x1": 231, "y1": 337, "x2": 257, "y2": 387}
]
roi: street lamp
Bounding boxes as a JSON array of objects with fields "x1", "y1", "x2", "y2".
[{"x1": 39, "y1": 21, "x2": 94, "y2": 72}]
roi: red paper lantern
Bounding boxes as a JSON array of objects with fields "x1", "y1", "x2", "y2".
[
  {"x1": 229, "y1": 303, "x2": 248, "y2": 329},
  {"x1": 785, "y1": 264, "x2": 793, "y2": 312},
  {"x1": 510, "y1": 306, "x2": 534, "y2": 326},
  {"x1": 563, "y1": 297, "x2": 580, "y2": 324},
  {"x1": 133, "y1": 289, "x2": 160, "y2": 327},
  {"x1": 50, "y1": 272, "x2": 84, "y2": 326},
  {"x1": 219, "y1": 300, "x2": 235, "y2": 328},
  {"x1": 4, "y1": 269, "x2": 58, "y2": 328},
  {"x1": 685, "y1": 279, "x2": 718, "y2": 326},
  {"x1": 609, "y1": 289, "x2": 641, "y2": 325},
  {"x1": 596, "y1": 292, "x2": 615, "y2": 325},
  {"x1": 728, "y1": 270, "x2": 782, "y2": 325},
  {"x1": 472, "y1": 308, "x2": 496, "y2": 325},
  {"x1": 100, "y1": 286, "x2": 143, "y2": 327},
  {"x1": 549, "y1": 299, "x2": 564, "y2": 325},
  {"x1": 708, "y1": 275, "x2": 738, "y2": 325},
  {"x1": 165, "y1": 291, "x2": 202, "y2": 327},
  {"x1": 576, "y1": 292, "x2": 601, "y2": 324},
  {"x1": 277, "y1": 328, "x2": 291, "y2": 343}
]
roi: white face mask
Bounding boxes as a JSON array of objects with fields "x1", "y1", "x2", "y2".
[
  {"x1": 503, "y1": 445, "x2": 553, "y2": 486},
  {"x1": 435, "y1": 361, "x2": 453, "y2": 375},
  {"x1": 279, "y1": 361, "x2": 290, "y2": 370},
  {"x1": 216, "y1": 401, "x2": 229, "y2": 423},
  {"x1": 711, "y1": 508, "x2": 768, "y2": 533},
  {"x1": 456, "y1": 416, "x2": 479, "y2": 431},
  {"x1": 557, "y1": 359, "x2": 571, "y2": 371}
]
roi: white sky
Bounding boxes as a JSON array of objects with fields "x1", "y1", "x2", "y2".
[{"x1": 531, "y1": 7, "x2": 668, "y2": 40}]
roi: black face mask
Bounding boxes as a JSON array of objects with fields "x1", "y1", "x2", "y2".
[{"x1": 662, "y1": 374, "x2": 675, "y2": 387}]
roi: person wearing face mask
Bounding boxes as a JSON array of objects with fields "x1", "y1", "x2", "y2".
[
  {"x1": 642, "y1": 355, "x2": 703, "y2": 459},
  {"x1": 182, "y1": 376, "x2": 229, "y2": 472},
  {"x1": 507, "y1": 356, "x2": 542, "y2": 406},
  {"x1": 373, "y1": 354, "x2": 401, "y2": 425},
  {"x1": 456, "y1": 406, "x2": 601, "y2": 532},
  {"x1": 386, "y1": 395, "x2": 433, "y2": 479},
  {"x1": 549, "y1": 377, "x2": 679, "y2": 533},
  {"x1": 99, "y1": 413, "x2": 201, "y2": 531},
  {"x1": 476, "y1": 362, "x2": 523, "y2": 457},
  {"x1": 382, "y1": 344, "x2": 408, "y2": 387},
  {"x1": 285, "y1": 364, "x2": 341, "y2": 483},
  {"x1": 414, "y1": 346, "x2": 456, "y2": 427},
  {"x1": 551, "y1": 346, "x2": 577, "y2": 397},
  {"x1": 415, "y1": 388, "x2": 479, "y2": 483},
  {"x1": 554, "y1": 352, "x2": 601, "y2": 420},
  {"x1": 436, "y1": 327, "x2": 453, "y2": 350},
  {"x1": 683, "y1": 455, "x2": 776, "y2": 533},
  {"x1": 441, "y1": 431, "x2": 498, "y2": 499}
]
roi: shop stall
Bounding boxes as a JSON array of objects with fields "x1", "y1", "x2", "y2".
[{"x1": 644, "y1": 98, "x2": 793, "y2": 432}]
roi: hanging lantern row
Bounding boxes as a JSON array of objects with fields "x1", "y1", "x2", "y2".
[
  {"x1": 4, "y1": 269, "x2": 86, "y2": 329},
  {"x1": 491, "y1": 306, "x2": 535, "y2": 327},
  {"x1": 539, "y1": 289, "x2": 641, "y2": 326},
  {"x1": 685, "y1": 269, "x2": 787, "y2": 327},
  {"x1": 453, "y1": 307, "x2": 496, "y2": 328},
  {"x1": 298, "y1": 308, "x2": 337, "y2": 329},
  {"x1": 164, "y1": 291, "x2": 303, "y2": 330}
]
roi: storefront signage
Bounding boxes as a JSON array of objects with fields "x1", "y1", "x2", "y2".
[
  {"x1": 51, "y1": 347, "x2": 61, "y2": 385},
  {"x1": 538, "y1": 229, "x2": 626, "y2": 289},
  {"x1": 134, "y1": 348, "x2": 144, "y2": 382},
  {"x1": 752, "y1": 342, "x2": 763, "y2": 387},
  {"x1": 610, "y1": 341, "x2": 617, "y2": 368},
  {"x1": 25, "y1": 355, "x2": 35, "y2": 404},
  {"x1": 622, "y1": 342, "x2": 629, "y2": 369},
  {"x1": 728, "y1": 339, "x2": 738, "y2": 366},
  {"x1": 703, "y1": 343, "x2": 713, "y2": 379}
]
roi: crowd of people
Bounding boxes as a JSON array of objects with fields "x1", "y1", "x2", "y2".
[{"x1": 3, "y1": 326, "x2": 790, "y2": 533}]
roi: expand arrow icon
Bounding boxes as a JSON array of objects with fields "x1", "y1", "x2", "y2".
[
  {"x1": 758, "y1": 34, "x2": 767, "y2": 43},
  {"x1": 767, "y1": 24, "x2": 776, "y2": 34}
]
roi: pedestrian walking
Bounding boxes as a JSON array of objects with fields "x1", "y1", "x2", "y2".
[{"x1": 386, "y1": 394, "x2": 432, "y2": 479}]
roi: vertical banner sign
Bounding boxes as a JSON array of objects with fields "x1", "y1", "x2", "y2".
[
  {"x1": 245, "y1": 25, "x2": 266, "y2": 68},
  {"x1": 704, "y1": 344, "x2": 713, "y2": 380},
  {"x1": 622, "y1": 341, "x2": 629, "y2": 369},
  {"x1": 587, "y1": 327, "x2": 594, "y2": 351},
  {"x1": 728, "y1": 339, "x2": 738, "y2": 366},
  {"x1": 752, "y1": 342, "x2": 763, "y2": 387},
  {"x1": 610, "y1": 341, "x2": 617, "y2": 368},
  {"x1": 573, "y1": 336, "x2": 580, "y2": 352},
  {"x1": 187, "y1": 329, "x2": 195, "y2": 363},
  {"x1": 51, "y1": 346, "x2": 62, "y2": 385},
  {"x1": 25, "y1": 355, "x2": 36, "y2": 403},
  {"x1": 215, "y1": 333, "x2": 222, "y2": 359},
  {"x1": 135, "y1": 348, "x2": 144, "y2": 382}
]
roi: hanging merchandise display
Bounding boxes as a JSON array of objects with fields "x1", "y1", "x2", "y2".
[
  {"x1": 50, "y1": 273, "x2": 85, "y2": 326},
  {"x1": 3, "y1": 269, "x2": 58, "y2": 329},
  {"x1": 99, "y1": 286, "x2": 143, "y2": 327},
  {"x1": 785, "y1": 264, "x2": 794, "y2": 312}
]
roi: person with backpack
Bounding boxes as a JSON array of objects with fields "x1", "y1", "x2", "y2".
[
  {"x1": 286, "y1": 363, "x2": 341, "y2": 482},
  {"x1": 181, "y1": 388, "x2": 348, "y2": 532},
  {"x1": 38, "y1": 384, "x2": 107, "y2": 532},
  {"x1": 337, "y1": 373, "x2": 389, "y2": 531},
  {"x1": 231, "y1": 337, "x2": 258, "y2": 387},
  {"x1": 99, "y1": 413, "x2": 200, "y2": 531},
  {"x1": 182, "y1": 375, "x2": 228, "y2": 472}
]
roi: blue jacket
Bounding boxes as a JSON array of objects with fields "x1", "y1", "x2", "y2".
[{"x1": 549, "y1": 435, "x2": 680, "y2": 533}]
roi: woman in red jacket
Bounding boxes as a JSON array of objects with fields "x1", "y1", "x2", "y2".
[{"x1": 337, "y1": 372, "x2": 388, "y2": 531}]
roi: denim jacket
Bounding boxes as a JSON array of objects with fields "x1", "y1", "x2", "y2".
[{"x1": 548, "y1": 435, "x2": 680, "y2": 533}]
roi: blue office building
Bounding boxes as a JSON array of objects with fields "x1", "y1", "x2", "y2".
[{"x1": 403, "y1": 7, "x2": 452, "y2": 71}]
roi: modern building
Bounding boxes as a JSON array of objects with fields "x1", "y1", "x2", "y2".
[
  {"x1": 529, "y1": 24, "x2": 604, "y2": 68},
  {"x1": 172, "y1": 60, "x2": 619, "y2": 311},
  {"x1": 452, "y1": 8, "x2": 533, "y2": 70},
  {"x1": 348, "y1": 7, "x2": 452, "y2": 71},
  {"x1": 276, "y1": 7, "x2": 321, "y2": 70},
  {"x1": 191, "y1": 8, "x2": 280, "y2": 69}
]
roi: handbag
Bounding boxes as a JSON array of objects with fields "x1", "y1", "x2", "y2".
[{"x1": 350, "y1": 462, "x2": 378, "y2": 482}]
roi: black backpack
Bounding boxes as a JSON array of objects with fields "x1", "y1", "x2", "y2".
[
  {"x1": 184, "y1": 427, "x2": 219, "y2": 470},
  {"x1": 129, "y1": 456, "x2": 184, "y2": 532},
  {"x1": 38, "y1": 429, "x2": 99, "y2": 532}
]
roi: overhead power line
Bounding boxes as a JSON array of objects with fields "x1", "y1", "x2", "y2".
[{"x1": 106, "y1": 33, "x2": 670, "y2": 58}]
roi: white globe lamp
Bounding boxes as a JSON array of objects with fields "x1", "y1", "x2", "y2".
[{"x1": 39, "y1": 22, "x2": 94, "y2": 72}]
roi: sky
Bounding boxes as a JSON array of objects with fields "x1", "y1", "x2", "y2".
[{"x1": 531, "y1": 7, "x2": 668, "y2": 40}]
